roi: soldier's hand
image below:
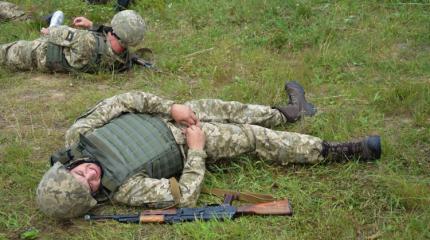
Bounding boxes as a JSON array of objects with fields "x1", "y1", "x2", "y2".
[
  {"x1": 40, "y1": 27, "x2": 49, "y2": 35},
  {"x1": 171, "y1": 104, "x2": 200, "y2": 127},
  {"x1": 184, "y1": 125, "x2": 205, "y2": 150},
  {"x1": 73, "y1": 17, "x2": 93, "y2": 29}
]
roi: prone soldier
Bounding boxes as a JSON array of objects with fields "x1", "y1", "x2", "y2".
[
  {"x1": 36, "y1": 82, "x2": 381, "y2": 219},
  {"x1": 0, "y1": 10, "x2": 145, "y2": 73}
]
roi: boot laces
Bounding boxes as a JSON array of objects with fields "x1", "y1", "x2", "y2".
[
  {"x1": 329, "y1": 139, "x2": 364, "y2": 159},
  {"x1": 288, "y1": 90, "x2": 299, "y2": 106}
]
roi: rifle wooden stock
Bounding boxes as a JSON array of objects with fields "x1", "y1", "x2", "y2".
[{"x1": 236, "y1": 199, "x2": 292, "y2": 216}]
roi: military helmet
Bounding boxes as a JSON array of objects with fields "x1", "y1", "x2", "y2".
[
  {"x1": 36, "y1": 162, "x2": 97, "y2": 219},
  {"x1": 111, "y1": 10, "x2": 145, "y2": 47}
]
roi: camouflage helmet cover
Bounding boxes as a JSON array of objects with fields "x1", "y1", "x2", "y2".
[
  {"x1": 111, "y1": 10, "x2": 145, "y2": 47},
  {"x1": 36, "y1": 162, "x2": 97, "y2": 219}
]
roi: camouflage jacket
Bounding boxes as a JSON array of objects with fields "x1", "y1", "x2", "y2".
[
  {"x1": 65, "y1": 92, "x2": 206, "y2": 208},
  {"x1": 44, "y1": 25, "x2": 128, "y2": 71}
]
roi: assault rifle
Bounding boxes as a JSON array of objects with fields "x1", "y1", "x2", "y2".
[
  {"x1": 84, "y1": 194, "x2": 292, "y2": 224},
  {"x1": 130, "y1": 48, "x2": 161, "y2": 73}
]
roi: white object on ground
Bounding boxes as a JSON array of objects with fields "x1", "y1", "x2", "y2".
[{"x1": 49, "y1": 10, "x2": 64, "y2": 27}]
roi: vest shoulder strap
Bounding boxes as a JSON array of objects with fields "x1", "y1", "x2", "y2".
[{"x1": 50, "y1": 144, "x2": 86, "y2": 166}]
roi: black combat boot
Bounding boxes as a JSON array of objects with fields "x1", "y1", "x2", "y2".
[
  {"x1": 274, "y1": 105, "x2": 300, "y2": 123},
  {"x1": 285, "y1": 81, "x2": 317, "y2": 116},
  {"x1": 274, "y1": 81, "x2": 317, "y2": 123},
  {"x1": 321, "y1": 135, "x2": 382, "y2": 162}
]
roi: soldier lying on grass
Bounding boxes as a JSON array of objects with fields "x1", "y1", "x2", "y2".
[
  {"x1": 36, "y1": 81, "x2": 381, "y2": 219},
  {"x1": 0, "y1": 10, "x2": 145, "y2": 73}
]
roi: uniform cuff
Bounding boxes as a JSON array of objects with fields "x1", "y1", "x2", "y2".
[
  {"x1": 89, "y1": 24, "x2": 103, "y2": 32},
  {"x1": 187, "y1": 149, "x2": 207, "y2": 159},
  {"x1": 164, "y1": 101, "x2": 175, "y2": 116}
]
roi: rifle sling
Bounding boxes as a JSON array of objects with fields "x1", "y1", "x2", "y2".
[
  {"x1": 168, "y1": 177, "x2": 181, "y2": 207},
  {"x1": 201, "y1": 187, "x2": 276, "y2": 203}
]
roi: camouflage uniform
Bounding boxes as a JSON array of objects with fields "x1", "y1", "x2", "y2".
[
  {"x1": 65, "y1": 91, "x2": 324, "y2": 208},
  {"x1": 0, "y1": 1, "x2": 27, "y2": 22},
  {"x1": 0, "y1": 25, "x2": 126, "y2": 72}
]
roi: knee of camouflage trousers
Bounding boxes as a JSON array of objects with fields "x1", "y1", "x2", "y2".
[{"x1": 0, "y1": 43, "x2": 15, "y2": 65}]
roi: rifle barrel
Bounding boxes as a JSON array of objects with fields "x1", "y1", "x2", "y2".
[
  {"x1": 84, "y1": 214, "x2": 115, "y2": 221},
  {"x1": 84, "y1": 214, "x2": 139, "y2": 222}
]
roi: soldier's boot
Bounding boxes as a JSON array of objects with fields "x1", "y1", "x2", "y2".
[
  {"x1": 274, "y1": 105, "x2": 300, "y2": 123},
  {"x1": 116, "y1": 0, "x2": 132, "y2": 11},
  {"x1": 274, "y1": 81, "x2": 317, "y2": 123},
  {"x1": 285, "y1": 81, "x2": 317, "y2": 116},
  {"x1": 321, "y1": 135, "x2": 381, "y2": 162}
]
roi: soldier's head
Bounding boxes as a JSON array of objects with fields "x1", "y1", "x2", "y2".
[
  {"x1": 36, "y1": 161, "x2": 102, "y2": 219},
  {"x1": 111, "y1": 10, "x2": 145, "y2": 48}
]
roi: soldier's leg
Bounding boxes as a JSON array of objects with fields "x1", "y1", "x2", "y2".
[
  {"x1": 185, "y1": 82, "x2": 318, "y2": 126},
  {"x1": 0, "y1": 2, "x2": 27, "y2": 21},
  {"x1": 0, "y1": 39, "x2": 47, "y2": 71},
  {"x1": 202, "y1": 122, "x2": 381, "y2": 164},
  {"x1": 202, "y1": 122, "x2": 324, "y2": 165},
  {"x1": 0, "y1": 43, "x2": 14, "y2": 65},
  {"x1": 1, "y1": 41, "x2": 33, "y2": 70},
  {"x1": 185, "y1": 99, "x2": 287, "y2": 128}
]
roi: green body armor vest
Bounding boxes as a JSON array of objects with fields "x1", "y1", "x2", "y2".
[
  {"x1": 46, "y1": 32, "x2": 107, "y2": 73},
  {"x1": 76, "y1": 113, "x2": 183, "y2": 192}
]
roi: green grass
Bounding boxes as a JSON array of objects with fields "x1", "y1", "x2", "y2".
[{"x1": 1, "y1": 0, "x2": 430, "y2": 239}]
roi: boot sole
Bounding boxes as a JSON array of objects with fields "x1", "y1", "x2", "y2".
[
  {"x1": 303, "y1": 102, "x2": 317, "y2": 116},
  {"x1": 365, "y1": 135, "x2": 381, "y2": 160}
]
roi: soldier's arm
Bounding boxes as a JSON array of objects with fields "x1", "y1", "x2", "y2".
[
  {"x1": 88, "y1": 24, "x2": 112, "y2": 33},
  {"x1": 72, "y1": 15, "x2": 110, "y2": 33},
  {"x1": 65, "y1": 91, "x2": 174, "y2": 146},
  {"x1": 44, "y1": 26, "x2": 81, "y2": 47},
  {"x1": 112, "y1": 149, "x2": 206, "y2": 208}
]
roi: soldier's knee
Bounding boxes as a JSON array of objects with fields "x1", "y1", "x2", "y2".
[
  {"x1": 0, "y1": 43, "x2": 15, "y2": 65},
  {"x1": 0, "y1": 47, "x2": 5, "y2": 65}
]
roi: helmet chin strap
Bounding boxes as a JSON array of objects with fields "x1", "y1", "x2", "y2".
[{"x1": 108, "y1": 32, "x2": 126, "y2": 54}]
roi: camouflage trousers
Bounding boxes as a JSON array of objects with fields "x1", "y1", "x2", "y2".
[
  {"x1": 0, "y1": 1, "x2": 27, "y2": 22},
  {"x1": 183, "y1": 99, "x2": 324, "y2": 165},
  {"x1": 0, "y1": 39, "x2": 48, "y2": 71}
]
